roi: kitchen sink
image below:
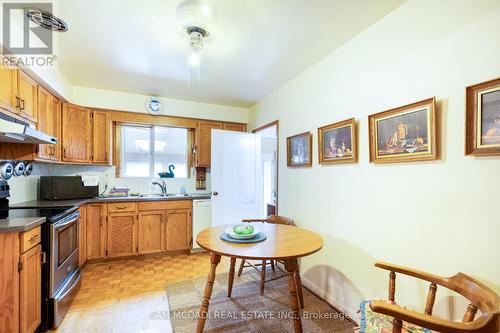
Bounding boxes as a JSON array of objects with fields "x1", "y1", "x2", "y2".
[{"x1": 139, "y1": 193, "x2": 188, "y2": 198}]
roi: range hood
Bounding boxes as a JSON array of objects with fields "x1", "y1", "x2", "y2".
[{"x1": 0, "y1": 112, "x2": 57, "y2": 144}]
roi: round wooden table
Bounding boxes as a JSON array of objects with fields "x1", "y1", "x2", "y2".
[{"x1": 195, "y1": 222, "x2": 323, "y2": 333}]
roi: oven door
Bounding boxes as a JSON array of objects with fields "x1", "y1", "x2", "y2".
[{"x1": 50, "y1": 211, "x2": 79, "y2": 297}]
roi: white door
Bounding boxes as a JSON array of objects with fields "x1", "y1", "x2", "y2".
[{"x1": 211, "y1": 129, "x2": 263, "y2": 226}]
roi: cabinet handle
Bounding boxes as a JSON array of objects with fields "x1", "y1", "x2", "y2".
[
  {"x1": 63, "y1": 148, "x2": 66, "y2": 158},
  {"x1": 41, "y1": 252, "x2": 46, "y2": 264},
  {"x1": 29, "y1": 234, "x2": 40, "y2": 241},
  {"x1": 20, "y1": 99, "x2": 25, "y2": 111},
  {"x1": 15, "y1": 96, "x2": 20, "y2": 110},
  {"x1": 115, "y1": 206, "x2": 127, "y2": 210}
]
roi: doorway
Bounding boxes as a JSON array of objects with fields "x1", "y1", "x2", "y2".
[{"x1": 253, "y1": 121, "x2": 279, "y2": 217}]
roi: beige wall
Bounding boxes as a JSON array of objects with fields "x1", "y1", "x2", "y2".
[{"x1": 249, "y1": 0, "x2": 500, "y2": 320}]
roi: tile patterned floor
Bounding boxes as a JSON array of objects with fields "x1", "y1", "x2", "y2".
[{"x1": 53, "y1": 253, "x2": 227, "y2": 333}]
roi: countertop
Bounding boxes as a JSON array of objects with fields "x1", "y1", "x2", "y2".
[
  {"x1": 0, "y1": 216, "x2": 46, "y2": 232},
  {"x1": 10, "y1": 193, "x2": 212, "y2": 209}
]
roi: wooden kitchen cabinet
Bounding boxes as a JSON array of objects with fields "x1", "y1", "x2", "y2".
[
  {"x1": 19, "y1": 244, "x2": 42, "y2": 333},
  {"x1": 86, "y1": 204, "x2": 108, "y2": 260},
  {"x1": 0, "y1": 63, "x2": 17, "y2": 114},
  {"x1": 0, "y1": 226, "x2": 43, "y2": 333},
  {"x1": 107, "y1": 212, "x2": 137, "y2": 258},
  {"x1": 17, "y1": 70, "x2": 38, "y2": 123},
  {"x1": 195, "y1": 121, "x2": 223, "y2": 167},
  {"x1": 166, "y1": 208, "x2": 192, "y2": 251},
  {"x1": 62, "y1": 103, "x2": 92, "y2": 163},
  {"x1": 92, "y1": 110, "x2": 110, "y2": 164},
  {"x1": 223, "y1": 123, "x2": 246, "y2": 132},
  {"x1": 78, "y1": 206, "x2": 87, "y2": 267},
  {"x1": 137, "y1": 211, "x2": 164, "y2": 254},
  {"x1": 36, "y1": 87, "x2": 62, "y2": 162}
]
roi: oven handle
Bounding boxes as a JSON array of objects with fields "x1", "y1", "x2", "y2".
[
  {"x1": 54, "y1": 212, "x2": 80, "y2": 231},
  {"x1": 55, "y1": 271, "x2": 81, "y2": 300}
]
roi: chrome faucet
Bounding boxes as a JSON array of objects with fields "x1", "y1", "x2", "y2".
[{"x1": 152, "y1": 179, "x2": 167, "y2": 195}]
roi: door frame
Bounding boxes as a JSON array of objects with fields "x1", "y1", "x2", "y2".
[{"x1": 252, "y1": 120, "x2": 279, "y2": 215}]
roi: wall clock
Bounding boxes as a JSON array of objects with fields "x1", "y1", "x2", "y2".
[{"x1": 145, "y1": 97, "x2": 163, "y2": 115}]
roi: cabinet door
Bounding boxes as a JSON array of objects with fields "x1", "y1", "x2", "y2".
[
  {"x1": 36, "y1": 87, "x2": 52, "y2": 161},
  {"x1": 92, "y1": 110, "x2": 110, "y2": 164},
  {"x1": 137, "y1": 211, "x2": 164, "y2": 254},
  {"x1": 51, "y1": 98, "x2": 62, "y2": 161},
  {"x1": 17, "y1": 70, "x2": 38, "y2": 123},
  {"x1": 19, "y1": 244, "x2": 41, "y2": 333},
  {"x1": 78, "y1": 206, "x2": 87, "y2": 267},
  {"x1": 196, "y1": 121, "x2": 223, "y2": 167},
  {"x1": 223, "y1": 123, "x2": 246, "y2": 132},
  {"x1": 0, "y1": 64, "x2": 17, "y2": 114},
  {"x1": 86, "y1": 204, "x2": 107, "y2": 260},
  {"x1": 107, "y1": 212, "x2": 137, "y2": 258},
  {"x1": 165, "y1": 209, "x2": 192, "y2": 251},
  {"x1": 62, "y1": 103, "x2": 92, "y2": 163}
]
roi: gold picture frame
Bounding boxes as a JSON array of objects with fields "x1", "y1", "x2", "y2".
[
  {"x1": 318, "y1": 118, "x2": 357, "y2": 165},
  {"x1": 466, "y1": 77, "x2": 500, "y2": 156},
  {"x1": 369, "y1": 97, "x2": 437, "y2": 164},
  {"x1": 287, "y1": 132, "x2": 312, "y2": 168}
]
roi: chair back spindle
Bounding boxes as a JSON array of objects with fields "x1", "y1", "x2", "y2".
[
  {"x1": 389, "y1": 271, "x2": 396, "y2": 302},
  {"x1": 462, "y1": 303, "x2": 478, "y2": 323},
  {"x1": 424, "y1": 283, "x2": 437, "y2": 315}
]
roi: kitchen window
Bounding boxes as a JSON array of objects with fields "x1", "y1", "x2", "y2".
[{"x1": 120, "y1": 124, "x2": 189, "y2": 178}]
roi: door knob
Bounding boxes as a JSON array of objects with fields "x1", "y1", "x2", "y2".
[{"x1": 212, "y1": 191, "x2": 218, "y2": 196}]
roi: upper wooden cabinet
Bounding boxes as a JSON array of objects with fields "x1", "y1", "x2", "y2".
[
  {"x1": 36, "y1": 88, "x2": 61, "y2": 162},
  {"x1": 0, "y1": 66, "x2": 38, "y2": 123},
  {"x1": 62, "y1": 103, "x2": 92, "y2": 163},
  {"x1": 195, "y1": 121, "x2": 246, "y2": 167},
  {"x1": 0, "y1": 63, "x2": 17, "y2": 114},
  {"x1": 17, "y1": 70, "x2": 38, "y2": 123},
  {"x1": 91, "y1": 110, "x2": 110, "y2": 165},
  {"x1": 223, "y1": 123, "x2": 246, "y2": 132},
  {"x1": 196, "y1": 121, "x2": 223, "y2": 167}
]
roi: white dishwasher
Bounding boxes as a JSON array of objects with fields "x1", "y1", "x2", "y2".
[{"x1": 192, "y1": 199, "x2": 211, "y2": 251}]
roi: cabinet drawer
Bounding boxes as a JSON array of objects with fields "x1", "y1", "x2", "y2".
[
  {"x1": 20, "y1": 226, "x2": 41, "y2": 253},
  {"x1": 108, "y1": 202, "x2": 137, "y2": 213},
  {"x1": 138, "y1": 200, "x2": 192, "y2": 211}
]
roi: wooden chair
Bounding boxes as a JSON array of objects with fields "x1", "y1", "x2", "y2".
[
  {"x1": 363, "y1": 261, "x2": 500, "y2": 333},
  {"x1": 233, "y1": 215, "x2": 304, "y2": 307}
]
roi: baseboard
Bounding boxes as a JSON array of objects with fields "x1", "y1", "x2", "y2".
[{"x1": 301, "y1": 275, "x2": 359, "y2": 327}]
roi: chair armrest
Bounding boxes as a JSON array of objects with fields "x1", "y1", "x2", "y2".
[
  {"x1": 369, "y1": 301, "x2": 487, "y2": 333},
  {"x1": 241, "y1": 219, "x2": 267, "y2": 223}
]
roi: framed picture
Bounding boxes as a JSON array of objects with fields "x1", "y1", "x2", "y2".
[
  {"x1": 318, "y1": 118, "x2": 357, "y2": 164},
  {"x1": 287, "y1": 132, "x2": 312, "y2": 167},
  {"x1": 466, "y1": 77, "x2": 500, "y2": 156},
  {"x1": 369, "y1": 97, "x2": 437, "y2": 163}
]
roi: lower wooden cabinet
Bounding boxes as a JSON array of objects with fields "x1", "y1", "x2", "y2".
[
  {"x1": 0, "y1": 227, "x2": 43, "y2": 333},
  {"x1": 78, "y1": 206, "x2": 87, "y2": 267},
  {"x1": 137, "y1": 211, "x2": 164, "y2": 254},
  {"x1": 20, "y1": 244, "x2": 42, "y2": 333},
  {"x1": 85, "y1": 204, "x2": 107, "y2": 260},
  {"x1": 107, "y1": 212, "x2": 137, "y2": 258},
  {"x1": 166, "y1": 209, "x2": 192, "y2": 251},
  {"x1": 82, "y1": 200, "x2": 192, "y2": 262}
]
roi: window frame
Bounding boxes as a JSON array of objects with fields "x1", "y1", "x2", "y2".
[{"x1": 114, "y1": 122, "x2": 193, "y2": 179}]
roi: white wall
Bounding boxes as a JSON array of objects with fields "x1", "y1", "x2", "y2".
[{"x1": 249, "y1": 0, "x2": 500, "y2": 321}]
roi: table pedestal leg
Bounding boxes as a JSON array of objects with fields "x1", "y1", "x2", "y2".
[
  {"x1": 284, "y1": 259, "x2": 302, "y2": 333},
  {"x1": 227, "y1": 257, "x2": 236, "y2": 297},
  {"x1": 196, "y1": 253, "x2": 221, "y2": 333}
]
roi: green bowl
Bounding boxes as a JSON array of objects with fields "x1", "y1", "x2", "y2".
[{"x1": 233, "y1": 224, "x2": 254, "y2": 235}]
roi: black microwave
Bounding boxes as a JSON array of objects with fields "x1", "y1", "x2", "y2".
[{"x1": 40, "y1": 176, "x2": 99, "y2": 200}]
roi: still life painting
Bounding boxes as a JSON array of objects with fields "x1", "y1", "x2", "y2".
[
  {"x1": 287, "y1": 132, "x2": 312, "y2": 167},
  {"x1": 318, "y1": 118, "x2": 357, "y2": 164},
  {"x1": 466, "y1": 78, "x2": 500, "y2": 156},
  {"x1": 369, "y1": 97, "x2": 437, "y2": 163}
]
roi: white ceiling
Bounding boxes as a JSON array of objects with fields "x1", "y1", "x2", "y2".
[{"x1": 55, "y1": 0, "x2": 404, "y2": 108}]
